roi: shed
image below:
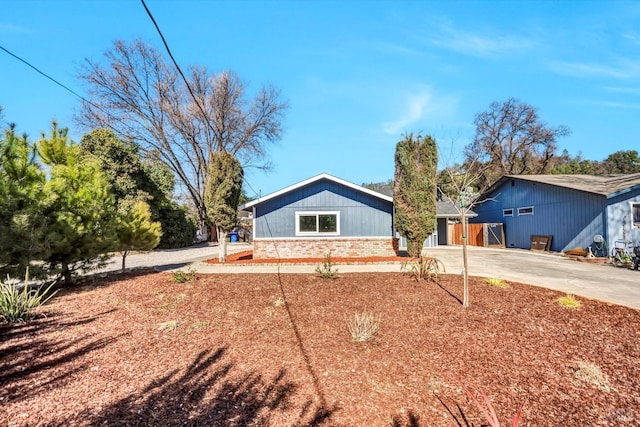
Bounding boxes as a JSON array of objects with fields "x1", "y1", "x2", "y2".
[{"x1": 471, "y1": 174, "x2": 640, "y2": 252}]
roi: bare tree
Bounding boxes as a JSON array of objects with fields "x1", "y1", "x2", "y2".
[
  {"x1": 465, "y1": 98, "x2": 570, "y2": 189},
  {"x1": 439, "y1": 148, "x2": 494, "y2": 308},
  {"x1": 77, "y1": 39, "x2": 288, "y2": 238}
]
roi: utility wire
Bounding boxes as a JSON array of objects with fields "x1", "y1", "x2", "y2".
[
  {"x1": 140, "y1": 0, "x2": 220, "y2": 144},
  {"x1": 0, "y1": 44, "x2": 87, "y2": 102},
  {"x1": 0, "y1": 43, "x2": 137, "y2": 133}
]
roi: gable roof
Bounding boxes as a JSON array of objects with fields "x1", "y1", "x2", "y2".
[
  {"x1": 437, "y1": 198, "x2": 477, "y2": 218},
  {"x1": 489, "y1": 173, "x2": 640, "y2": 197},
  {"x1": 241, "y1": 173, "x2": 476, "y2": 218},
  {"x1": 240, "y1": 173, "x2": 393, "y2": 211}
]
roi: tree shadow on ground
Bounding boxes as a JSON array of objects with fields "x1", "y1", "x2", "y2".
[
  {"x1": 435, "y1": 394, "x2": 475, "y2": 427},
  {"x1": 436, "y1": 280, "x2": 463, "y2": 305},
  {"x1": 390, "y1": 410, "x2": 421, "y2": 426},
  {"x1": 53, "y1": 268, "x2": 159, "y2": 296},
  {"x1": 0, "y1": 310, "x2": 123, "y2": 403},
  {"x1": 65, "y1": 347, "x2": 336, "y2": 426}
]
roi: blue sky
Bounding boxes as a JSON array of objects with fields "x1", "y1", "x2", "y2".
[{"x1": 2, "y1": 0, "x2": 640, "y2": 198}]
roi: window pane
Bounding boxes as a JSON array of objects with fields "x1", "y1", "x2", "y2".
[
  {"x1": 518, "y1": 207, "x2": 534, "y2": 215},
  {"x1": 633, "y1": 203, "x2": 640, "y2": 225},
  {"x1": 318, "y1": 214, "x2": 337, "y2": 232},
  {"x1": 299, "y1": 215, "x2": 317, "y2": 232}
]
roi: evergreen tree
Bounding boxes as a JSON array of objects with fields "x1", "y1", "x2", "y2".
[
  {"x1": 80, "y1": 128, "x2": 195, "y2": 248},
  {"x1": 116, "y1": 201, "x2": 162, "y2": 271},
  {"x1": 393, "y1": 133, "x2": 438, "y2": 258},
  {"x1": 39, "y1": 122, "x2": 118, "y2": 284},
  {"x1": 204, "y1": 152, "x2": 244, "y2": 262},
  {"x1": 0, "y1": 125, "x2": 47, "y2": 278}
]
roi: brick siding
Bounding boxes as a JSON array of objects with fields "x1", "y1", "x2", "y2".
[{"x1": 253, "y1": 238, "x2": 399, "y2": 259}]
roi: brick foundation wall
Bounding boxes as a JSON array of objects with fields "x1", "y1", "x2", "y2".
[{"x1": 253, "y1": 238, "x2": 399, "y2": 259}]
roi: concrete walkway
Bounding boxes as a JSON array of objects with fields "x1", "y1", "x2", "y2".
[{"x1": 101, "y1": 243, "x2": 640, "y2": 310}]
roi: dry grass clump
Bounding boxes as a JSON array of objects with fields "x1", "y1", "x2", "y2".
[
  {"x1": 555, "y1": 294, "x2": 582, "y2": 309},
  {"x1": 572, "y1": 360, "x2": 614, "y2": 392},
  {"x1": 157, "y1": 320, "x2": 179, "y2": 331},
  {"x1": 484, "y1": 277, "x2": 509, "y2": 288},
  {"x1": 347, "y1": 311, "x2": 379, "y2": 342},
  {"x1": 401, "y1": 256, "x2": 445, "y2": 282}
]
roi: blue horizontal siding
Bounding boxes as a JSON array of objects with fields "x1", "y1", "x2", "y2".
[
  {"x1": 254, "y1": 179, "x2": 393, "y2": 238},
  {"x1": 473, "y1": 178, "x2": 606, "y2": 251},
  {"x1": 606, "y1": 187, "x2": 640, "y2": 245}
]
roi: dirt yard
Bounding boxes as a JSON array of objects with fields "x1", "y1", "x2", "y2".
[{"x1": 1, "y1": 271, "x2": 639, "y2": 426}]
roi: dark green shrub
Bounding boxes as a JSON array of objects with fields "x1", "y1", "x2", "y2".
[{"x1": 156, "y1": 203, "x2": 196, "y2": 249}]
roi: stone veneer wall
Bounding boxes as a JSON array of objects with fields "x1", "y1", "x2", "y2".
[{"x1": 253, "y1": 238, "x2": 399, "y2": 259}]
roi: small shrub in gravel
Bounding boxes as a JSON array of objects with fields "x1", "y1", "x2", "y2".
[
  {"x1": 0, "y1": 268, "x2": 57, "y2": 323},
  {"x1": 555, "y1": 294, "x2": 582, "y2": 309},
  {"x1": 451, "y1": 376, "x2": 526, "y2": 427},
  {"x1": 401, "y1": 256, "x2": 445, "y2": 282},
  {"x1": 572, "y1": 360, "x2": 614, "y2": 392},
  {"x1": 485, "y1": 277, "x2": 509, "y2": 288},
  {"x1": 347, "y1": 311, "x2": 379, "y2": 342},
  {"x1": 171, "y1": 268, "x2": 196, "y2": 283},
  {"x1": 316, "y1": 251, "x2": 338, "y2": 279}
]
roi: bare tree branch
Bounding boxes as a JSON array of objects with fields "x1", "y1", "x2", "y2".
[{"x1": 76, "y1": 40, "x2": 288, "y2": 235}]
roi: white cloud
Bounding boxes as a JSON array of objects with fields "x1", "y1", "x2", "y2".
[
  {"x1": 602, "y1": 86, "x2": 640, "y2": 95},
  {"x1": 597, "y1": 101, "x2": 640, "y2": 109},
  {"x1": 382, "y1": 88, "x2": 458, "y2": 135},
  {"x1": 623, "y1": 31, "x2": 640, "y2": 45},
  {"x1": 428, "y1": 20, "x2": 534, "y2": 58},
  {"x1": 550, "y1": 59, "x2": 640, "y2": 79},
  {"x1": 0, "y1": 24, "x2": 30, "y2": 34}
]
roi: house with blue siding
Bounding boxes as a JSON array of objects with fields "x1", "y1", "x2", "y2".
[
  {"x1": 471, "y1": 174, "x2": 640, "y2": 253},
  {"x1": 241, "y1": 173, "x2": 398, "y2": 259},
  {"x1": 241, "y1": 173, "x2": 471, "y2": 259}
]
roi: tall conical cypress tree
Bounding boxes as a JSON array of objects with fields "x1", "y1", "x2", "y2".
[
  {"x1": 204, "y1": 151, "x2": 244, "y2": 263},
  {"x1": 393, "y1": 133, "x2": 438, "y2": 258}
]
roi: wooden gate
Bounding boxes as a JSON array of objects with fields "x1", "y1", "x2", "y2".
[
  {"x1": 452, "y1": 223, "x2": 484, "y2": 246},
  {"x1": 451, "y1": 223, "x2": 505, "y2": 247}
]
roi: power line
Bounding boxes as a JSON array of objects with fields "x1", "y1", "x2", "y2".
[
  {"x1": 0, "y1": 44, "x2": 87, "y2": 103},
  {"x1": 0, "y1": 43, "x2": 134, "y2": 132},
  {"x1": 139, "y1": 0, "x2": 220, "y2": 144}
]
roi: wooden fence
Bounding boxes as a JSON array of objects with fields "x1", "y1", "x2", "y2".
[{"x1": 451, "y1": 223, "x2": 504, "y2": 247}]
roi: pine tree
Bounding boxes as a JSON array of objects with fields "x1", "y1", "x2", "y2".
[
  {"x1": 116, "y1": 201, "x2": 162, "y2": 271},
  {"x1": 39, "y1": 122, "x2": 118, "y2": 284},
  {"x1": 0, "y1": 125, "x2": 47, "y2": 278}
]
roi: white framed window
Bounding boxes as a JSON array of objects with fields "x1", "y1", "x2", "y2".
[
  {"x1": 517, "y1": 206, "x2": 534, "y2": 216},
  {"x1": 632, "y1": 202, "x2": 640, "y2": 229},
  {"x1": 503, "y1": 208, "x2": 514, "y2": 217},
  {"x1": 295, "y1": 211, "x2": 340, "y2": 235}
]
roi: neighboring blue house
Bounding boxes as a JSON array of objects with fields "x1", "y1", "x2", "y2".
[
  {"x1": 471, "y1": 174, "x2": 640, "y2": 253},
  {"x1": 241, "y1": 173, "x2": 398, "y2": 259}
]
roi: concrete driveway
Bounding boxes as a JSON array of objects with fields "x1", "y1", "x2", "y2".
[{"x1": 101, "y1": 243, "x2": 640, "y2": 310}]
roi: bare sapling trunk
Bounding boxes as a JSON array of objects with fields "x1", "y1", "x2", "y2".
[
  {"x1": 462, "y1": 211, "x2": 470, "y2": 308},
  {"x1": 217, "y1": 227, "x2": 228, "y2": 263}
]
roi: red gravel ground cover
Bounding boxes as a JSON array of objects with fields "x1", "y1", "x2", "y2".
[{"x1": 1, "y1": 271, "x2": 639, "y2": 426}]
